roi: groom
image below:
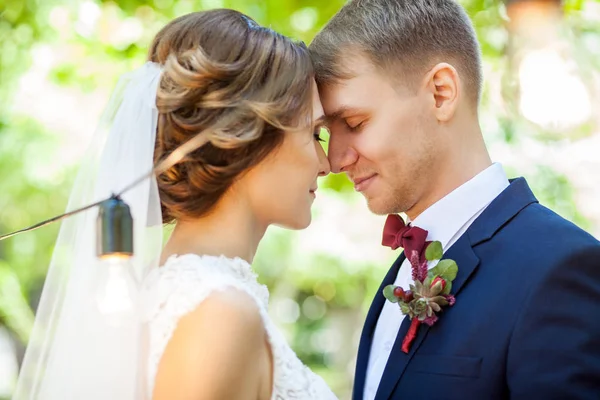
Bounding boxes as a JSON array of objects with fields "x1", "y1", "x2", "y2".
[{"x1": 310, "y1": 0, "x2": 600, "y2": 399}]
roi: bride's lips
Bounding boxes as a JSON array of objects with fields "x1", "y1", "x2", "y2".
[
  {"x1": 309, "y1": 187, "x2": 318, "y2": 198},
  {"x1": 353, "y1": 174, "x2": 377, "y2": 192}
]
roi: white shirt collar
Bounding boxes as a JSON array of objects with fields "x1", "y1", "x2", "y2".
[{"x1": 408, "y1": 163, "x2": 509, "y2": 250}]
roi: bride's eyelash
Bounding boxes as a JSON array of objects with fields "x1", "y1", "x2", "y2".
[{"x1": 313, "y1": 127, "x2": 326, "y2": 142}]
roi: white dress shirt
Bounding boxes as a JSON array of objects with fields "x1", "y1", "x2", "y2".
[{"x1": 363, "y1": 163, "x2": 510, "y2": 400}]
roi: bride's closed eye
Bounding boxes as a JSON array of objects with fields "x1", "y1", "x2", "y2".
[{"x1": 313, "y1": 126, "x2": 328, "y2": 142}]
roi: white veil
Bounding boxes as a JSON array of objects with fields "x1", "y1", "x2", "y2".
[{"x1": 13, "y1": 62, "x2": 164, "y2": 400}]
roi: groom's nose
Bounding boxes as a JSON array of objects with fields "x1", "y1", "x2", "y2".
[{"x1": 327, "y1": 133, "x2": 358, "y2": 174}]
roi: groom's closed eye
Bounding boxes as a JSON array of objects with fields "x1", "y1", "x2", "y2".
[
  {"x1": 344, "y1": 117, "x2": 367, "y2": 132},
  {"x1": 326, "y1": 106, "x2": 370, "y2": 134}
]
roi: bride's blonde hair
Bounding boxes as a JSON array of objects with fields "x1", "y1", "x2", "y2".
[{"x1": 148, "y1": 9, "x2": 314, "y2": 223}]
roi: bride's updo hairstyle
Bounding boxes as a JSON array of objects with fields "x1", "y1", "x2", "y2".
[{"x1": 148, "y1": 10, "x2": 314, "y2": 223}]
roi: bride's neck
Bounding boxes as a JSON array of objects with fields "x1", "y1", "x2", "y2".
[{"x1": 160, "y1": 194, "x2": 266, "y2": 265}]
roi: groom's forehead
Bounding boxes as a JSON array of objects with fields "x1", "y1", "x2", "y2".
[
  {"x1": 335, "y1": 52, "x2": 376, "y2": 78},
  {"x1": 319, "y1": 74, "x2": 383, "y2": 118}
]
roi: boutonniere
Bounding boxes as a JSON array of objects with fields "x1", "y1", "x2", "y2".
[{"x1": 383, "y1": 241, "x2": 457, "y2": 353}]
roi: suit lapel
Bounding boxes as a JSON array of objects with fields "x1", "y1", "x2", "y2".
[
  {"x1": 353, "y1": 253, "x2": 406, "y2": 400},
  {"x1": 445, "y1": 233, "x2": 481, "y2": 295},
  {"x1": 467, "y1": 177, "x2": 538, "y2": 247},
  {"x1": 373, "y1": 234, "x2": 480, "y2": 400}
]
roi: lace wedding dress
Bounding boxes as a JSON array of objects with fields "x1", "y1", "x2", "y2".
[{"x1": 142, "y1": 254, "x2": 338, "y2": 399}]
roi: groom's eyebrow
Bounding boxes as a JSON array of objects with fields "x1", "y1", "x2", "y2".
[{"x1": 326, "y1": 106, "x2": 362, "y2": 122}]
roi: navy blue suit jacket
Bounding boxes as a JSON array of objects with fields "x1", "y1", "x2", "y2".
[{"x1": 353, "y1": 178, "x2": 600, "y2": 400}]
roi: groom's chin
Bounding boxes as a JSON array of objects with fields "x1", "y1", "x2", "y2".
[{"x1": 364, "y1": 196, "x2": 398, "y2": 216}]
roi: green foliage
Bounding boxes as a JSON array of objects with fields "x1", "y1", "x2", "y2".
[
  {"x1": 425, "y1": 241, "x2": 443, "y2": 261},
  {"x1": 429, "y1": 260, "x2": 459, "y2": 283},
  {"x1": 0, "y1": 260, "x2": 34, "y2": 344},
  {"x1": 383, "y1": 285, "x2": 399, "y2": 303}
]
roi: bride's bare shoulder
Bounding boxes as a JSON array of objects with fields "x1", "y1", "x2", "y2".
[{"x1": 152, "y1": 288, "x2": 270, "y2": 400}]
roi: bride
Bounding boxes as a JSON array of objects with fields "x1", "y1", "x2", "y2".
[{"x1": 13, "y1": 9, "x2": 337, "y2": 400}]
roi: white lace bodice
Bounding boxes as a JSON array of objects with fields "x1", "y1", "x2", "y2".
[{"x1": 142, "y1": 254, "x2": 338, "y2": 400}]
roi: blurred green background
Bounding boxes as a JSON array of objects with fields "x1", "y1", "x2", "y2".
[{"x1": 1, "y1": 0, "x2": 600, "y2": 398}]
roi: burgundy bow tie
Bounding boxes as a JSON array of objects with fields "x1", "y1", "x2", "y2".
[{"x1": 381, "y1": 214, "x2": 429, "y2": 259}]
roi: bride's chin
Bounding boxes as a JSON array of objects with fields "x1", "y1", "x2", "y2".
[{"x1": 275, "y1": 213, "x2": 312, "y2": 231}]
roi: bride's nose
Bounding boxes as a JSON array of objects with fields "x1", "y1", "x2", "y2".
[{"x1": 318, "y1": 146, "x2": 331, "y2": 177}]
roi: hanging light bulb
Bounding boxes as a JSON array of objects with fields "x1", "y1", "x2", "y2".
[
  {"x1": 505, "y1": 0, "x2": 594, "y2": 134},
  {"x1": 96, "y1": 196, "x2": 138, "y2": 326}
]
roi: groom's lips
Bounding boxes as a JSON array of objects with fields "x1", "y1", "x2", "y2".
[{"x1": 353, "y1": 174, "x2": 377, "y2": 192}]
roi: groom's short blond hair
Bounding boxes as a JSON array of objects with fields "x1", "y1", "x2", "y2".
[{"x1": 309, "y1": 0, "x2": 483, "y2": 105}]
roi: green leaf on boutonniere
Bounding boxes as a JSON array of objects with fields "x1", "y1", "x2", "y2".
[
  {"x1": 429, "y1": 259, "x2": 458, "y2": 282},
  {"x1": 425, "y1": 241, "x2": 443, "y2": 261},
  {"x1": 383, "y1": 285, "x2": 400, "y2": 303},
  {"x1": 441, "y1": 280, "x2": 452, "y2": 295}
]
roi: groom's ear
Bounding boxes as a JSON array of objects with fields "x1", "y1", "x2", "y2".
[{"x1": 423, "y1": 62, "x2": 459, "y2": 122}]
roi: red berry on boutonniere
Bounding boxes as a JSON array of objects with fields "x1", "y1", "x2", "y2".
[{"x1": 393, "y1": 286, "x2": 405, "y2": 299}]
